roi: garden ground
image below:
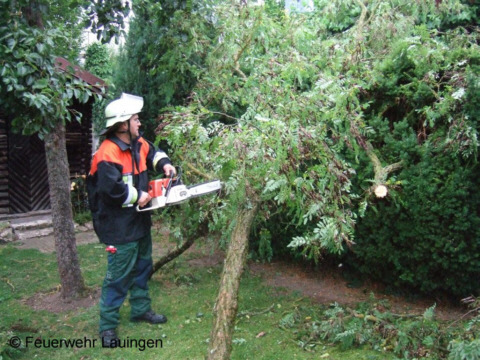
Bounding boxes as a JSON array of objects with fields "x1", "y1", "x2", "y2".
[
  {"x1": 12, "y1": 226, "x2": 466, "y2": 321},
  {"x1": 1, "y1": 225, "x2": 473, "y2": 360}
]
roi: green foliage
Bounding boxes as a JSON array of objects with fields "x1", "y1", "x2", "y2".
[
  {"x1": 70, "y1": 176, "x2": 92, "y2": 225},
  {"x1": 84, "y1": 42, "x2": 113, "y2": 135},
  {"x1": 314, "y1": 0, "x2": 362, "y2": 33},
  {"x1": 447, "y1": 297, "x2": 480, "y2": 360},
  {"x1": 49, "y1": 0, "x2": 86, "y2": 60},
  {"x1": 251, "y1": 228, "x2": 274, "y2": 262},
  {"x1": 285, "y1": 295, "x2": 477, "y2": 359},
  {"x1": 0, "y1": 0, "x2": 103, "y2": 136},
  {"x1": 0, "y1": 0, "x2": 127, "y2": 135},
  {"x1": 348, "y1": 18, "x2": 480, "y2": 296},
  {"x1": 449, "y1": 339, "x2": 480, "y2": 360},
  {"x1": 84, "y1": 43, "x2": 112, "y2": 80},
  {"x1": 156, "y1": 2, "x2": 358, "y2": 258},
  {"x1": 115, "y1": 0, "x2": 480, "y2": 296},
  {"x1": 351, "y1": 149, "x2": 480, "y2": 296},
  {"x1": 113, "y1": 0, "x2": 215, "y2": 139},
  {"x1": 82, "y1": 0, "x2": 130, "y2": 44}
]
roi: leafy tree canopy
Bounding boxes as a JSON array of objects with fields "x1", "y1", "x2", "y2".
[
  {"x1": 113, "y1": 0, "x2": 216, "y2": 138},
  {"x1": 0, "y1": 0, "x2": 127, "y2": 136},
  {"x1": 1, "y1": 0, "x2": 88, "y2": 135},
  {"x1": 129, "y1": 0, "x2": 479, "y2": 296}
]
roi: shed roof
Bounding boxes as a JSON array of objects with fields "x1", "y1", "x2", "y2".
[{"x1": 55, "y1": 57, "x2": 106, "y2": 94}]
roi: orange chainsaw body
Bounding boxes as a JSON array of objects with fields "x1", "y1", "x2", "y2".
[{"x1": 148, "y1": 178, "x2": 171, "y2": 197}]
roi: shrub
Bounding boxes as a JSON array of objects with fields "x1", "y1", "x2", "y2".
[
  {"x1": 345, "y1": 26, "x2": 480, "y2": 298},
  {"x1": 351, "y1": 148, "x2": 480, "y2": 297}
]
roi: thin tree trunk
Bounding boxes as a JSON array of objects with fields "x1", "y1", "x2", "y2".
[
  {"x1": 149, "y1": 234, "x2": 196, "y2": 279},
  {"x1": 44, "y1": 121, "x2": 86, "y2": 299},
  {"x1": 150, "y1": 216, "x2": 209, "y2": 279},
  {"x1": 207, "y1": 200, "x2": 258, "y2": 360}
]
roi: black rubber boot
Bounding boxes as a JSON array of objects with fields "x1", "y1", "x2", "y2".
[
  {"x1": 100, "y1": 329, "x2": 119, "y2": 348},
  {"x1": 131, "y1": 310, "x2": 167, "y2": 324}
]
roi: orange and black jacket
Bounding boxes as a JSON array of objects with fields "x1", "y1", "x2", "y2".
[{"x1": 87, "y1": 135, "x2": 172, "y2": 244}]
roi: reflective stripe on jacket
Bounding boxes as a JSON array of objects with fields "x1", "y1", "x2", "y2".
[{"x1": 87, "y1": 135, "x2": 171, "y2": 244}]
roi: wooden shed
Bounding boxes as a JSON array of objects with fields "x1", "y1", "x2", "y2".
[{"x1": 0, "y1": 58, "x2": 105, "y2": 216}]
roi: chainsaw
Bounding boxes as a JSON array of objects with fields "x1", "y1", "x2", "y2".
[{"x1": 136, "y1": 171, "x2": 222, "y2": 212}]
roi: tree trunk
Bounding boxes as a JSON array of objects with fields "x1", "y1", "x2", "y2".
[
  {"x1": 150, "y1": 215, "x2": 210, "y2": 279},
  {"x1": 44, "y1": 121, "x2": 86, "y2": 299},
  {"x1": 207, "y1": 200, "x2": 258, "y2": 360},
  {"x1": 150, "y1": 233, "x2": 196, "y2": 279}
]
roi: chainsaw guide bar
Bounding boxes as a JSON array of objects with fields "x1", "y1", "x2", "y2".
[{"x1": 136, "y1": 178, "x2": 222, "y2": 212}]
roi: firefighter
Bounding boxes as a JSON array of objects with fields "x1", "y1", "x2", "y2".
[{"x1": 87, "y1": 93, "x2": 176, "y2": 347}]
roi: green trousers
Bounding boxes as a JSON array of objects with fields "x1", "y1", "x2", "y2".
[{"x1": 99, "y1": 234, "x2": 153, "y2": 332}]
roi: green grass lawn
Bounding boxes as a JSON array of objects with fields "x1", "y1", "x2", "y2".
[{"x1": 0, "y1": 238, "x2": 396, "y2": 360}]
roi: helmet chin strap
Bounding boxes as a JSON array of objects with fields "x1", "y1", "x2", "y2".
[{"x1": 128, "y1": 119, "x2": 133, "y2": 143}]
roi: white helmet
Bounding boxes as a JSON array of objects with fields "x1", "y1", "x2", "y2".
[{"x1": 104, "y1": 93, "x2": 144, "y2": 129}]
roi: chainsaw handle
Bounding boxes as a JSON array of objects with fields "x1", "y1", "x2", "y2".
[
  {"x1": 176, "y1": 166, "x2": 182, "y2": 183},
  {"x1": 169, "y1": 166, "x2": 182, "y2": 186},
  {"x1": 136, "y1": 203, "x2": 152, "y2": 212},
  {"x1": 164, "y1": 171, "x2": 175, "y2": 198}
]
